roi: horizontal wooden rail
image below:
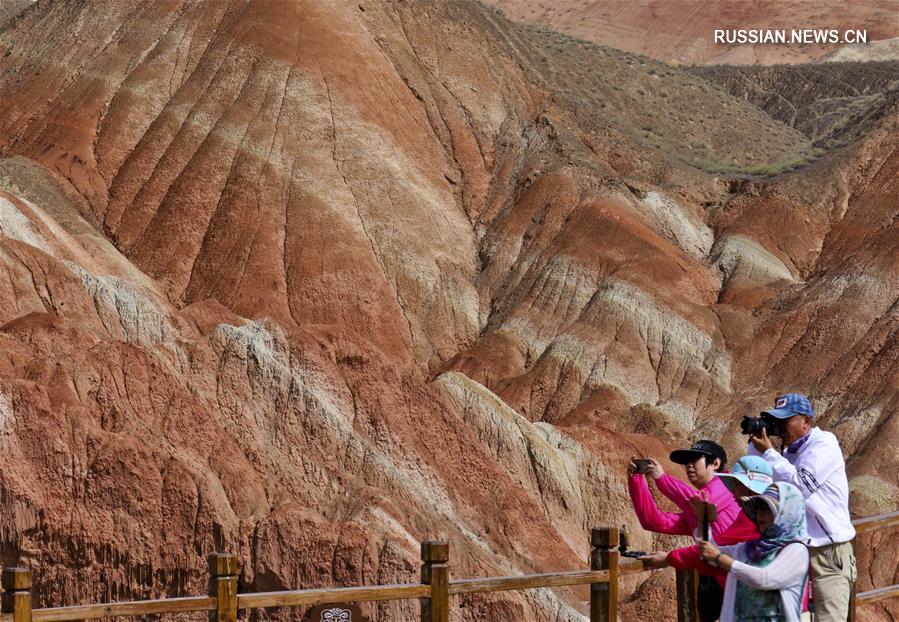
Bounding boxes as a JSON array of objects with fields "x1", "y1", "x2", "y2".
[
  {"x1": 449, "y1": 570, "x2": 608, "y2": 596},
  {"x1": 857, "y1": 584, "x2": 899, "y2": 606},
  {"x1": 852, "y1": 510, "x2": 899, "y2": 534},
  {"x1": 2, "y1": 513, "x2": 896, "y2": 622},
  {"x1": 237, "y1": 583, "x2": 430, "y2": 609},
  {"x1": 616, "y1": 558, "x2": 646, "y2": 576},
  {"x1": 31, "y1": 596, "x2": 215, "y2": 622},
  {"x1": 448, "y1": 558, "x2": 645, "y2": 596}
]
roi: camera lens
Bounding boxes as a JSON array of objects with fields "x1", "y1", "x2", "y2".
[
  {"x1": 761, "y1": 414, "x2": 784, "y2": 437},
  {"x1": 741, "y1": 415, "x2": 765, "y2": 435}
]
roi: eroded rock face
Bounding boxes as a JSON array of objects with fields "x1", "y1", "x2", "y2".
[
  {"x1": 483, "y1": 0, "x2": 899, "y2": 65},
  {"x1": 0, "y1": 1, "x2": 897, "y2": 621}
]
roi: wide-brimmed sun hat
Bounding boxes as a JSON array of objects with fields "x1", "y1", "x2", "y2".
[{"x1": 716, "y1": 455, "x2": 773, "y2": 495}]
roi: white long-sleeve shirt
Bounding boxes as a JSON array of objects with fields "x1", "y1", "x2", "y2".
[
  {"x1": 718, "y1": 542, "x2": 809, "y2": 622},
  {"x1": 748, "y1": 426, "x2": 855, "y2": 547}
]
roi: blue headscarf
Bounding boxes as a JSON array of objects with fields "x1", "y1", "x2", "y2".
[
  {"x1": 741, "y1": 481, "x2": 808, "y2": 562},
  {"x1": 734, "y1": 482, "x2": 808, "y2": 620}
]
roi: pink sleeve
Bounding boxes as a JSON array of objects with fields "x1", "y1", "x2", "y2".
[
  {"x1": 628, "y1": 474, "x2": 692, "y2": 535},
  {"x1": 706, "y1": 479, "x2": 742, "y2": 537},
  {"x1": 655, "y1": 474, "x2": 696, "y2": 511},
  {"x1": 715, "y1": 512, "x2": 760, "y2": 545}
]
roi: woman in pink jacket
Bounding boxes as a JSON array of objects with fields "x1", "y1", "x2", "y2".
[{"x1": 628, "y1": 440, "x2": 741, "y2": 622}]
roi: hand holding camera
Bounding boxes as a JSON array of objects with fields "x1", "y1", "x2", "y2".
[
  {"x1": 629, "y1": 457, "x2": 663, "y2": 479},
  {"x1": 741, "y1": 413, "x2": 781, "y2": 452},
  {"x1": 749, "y1": 427, "x2": 774, "y2": 452}
]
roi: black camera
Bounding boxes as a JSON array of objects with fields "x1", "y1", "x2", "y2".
[
  {"x1": 632, "y1": 459, "x2": 653, "y2": 474},
  {"x1": 740, "y1": 413, "x2": 785, "y2": 437}
]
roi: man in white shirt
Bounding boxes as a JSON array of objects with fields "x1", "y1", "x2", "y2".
[{"x1": 747, "y1": 393, "x2": 856, "y2": 622}]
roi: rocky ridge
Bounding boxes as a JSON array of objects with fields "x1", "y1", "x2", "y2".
[
  {"x1": 0, "y1": 1, "x2": 897, "y2": 620},
  {"x1": 483, "y1": 0, "x2": 899, "y2": 65}
]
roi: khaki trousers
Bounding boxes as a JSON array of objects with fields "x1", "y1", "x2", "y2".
[{"x1": 810, "y1": 541, "x2": 856, "y2": 622}]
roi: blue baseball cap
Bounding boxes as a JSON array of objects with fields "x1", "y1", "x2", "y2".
[
  {"x1": 762, "y1": 393, "x2": 814, "y2": 420},
  {"x1": 716, "y1": 455, "x2": 774, "y2": 495}
]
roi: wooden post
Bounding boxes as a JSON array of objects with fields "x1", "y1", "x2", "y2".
[
  {"x1": 208, "y1": 553, "x2": 239, "y2": 622},
  {"x1": 420, "y1": 541, "x2": 449, "y2": 622},
  {"x1": 591, "y1": 527, "x2": 619, "y2": 622},
  {"x1": 848, "y1": 581, "x2": 857, "y2": 622},
  {"x1": 1, "y1": 568, "x2": 32, "y2": 622},
  {"x1": 675, "y1": 569, "x2": 698, "y2": 622}
]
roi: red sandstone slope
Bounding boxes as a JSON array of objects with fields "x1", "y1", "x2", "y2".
[
  {"x1": 0, "y1": 159, "x2": 599, "y2": 619},
  {"x1": 485, "y1": 0, "x2": 899, "y2": 65},
  {"x1": 0, "y1": 1, "x2": 897, "y2": 621}
]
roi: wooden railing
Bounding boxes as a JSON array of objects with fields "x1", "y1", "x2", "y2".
[
  {"x1": 848, "y1": 510, "x2": 899, "y2": 622},
  {"x1": 0, "y1": 512, "x2": 896, "y2": 622},
  {"x1": 0, "y1": 527, "x2": 643, "y2": 622}
]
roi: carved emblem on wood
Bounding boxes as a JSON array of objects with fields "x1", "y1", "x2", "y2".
[{"x1": 302, "y1": 603, "x2": 369, "y2": 622}]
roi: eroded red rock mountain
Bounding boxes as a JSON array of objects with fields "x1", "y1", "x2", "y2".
[
  {"x1": 484, "y1": 0, "x2": 899, "y2": 65},
  {"x1": 0, "y1": 1, "x2": 896, "y2": 620}
]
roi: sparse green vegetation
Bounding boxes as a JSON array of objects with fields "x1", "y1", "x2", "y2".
[
  {"x1": 507, "y1": 19, "x2": 836, "y2": 176},
  {"x1": 687, "y1": 156, "x2": 810, "y2": 176}
]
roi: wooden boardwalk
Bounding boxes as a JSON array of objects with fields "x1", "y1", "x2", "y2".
[{"x1": 1, "y1": 512, "x2": 897, "y2": 622}]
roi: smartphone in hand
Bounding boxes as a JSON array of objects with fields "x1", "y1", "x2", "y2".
[{"x1": 632, "y1": 459, "x2": 652, "y2": 474}]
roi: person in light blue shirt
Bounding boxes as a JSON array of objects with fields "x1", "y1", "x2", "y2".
[{"x1": 747, "y1": 393, "x2": 855, "y2": 622}]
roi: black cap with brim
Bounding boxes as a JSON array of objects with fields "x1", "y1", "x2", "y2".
[
  {"x1": 669, "y1": 440, "x2": 727, "y2": 466},
  {"x1": 670, "y1": 449, "x2": 713, "y2": 464}
]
